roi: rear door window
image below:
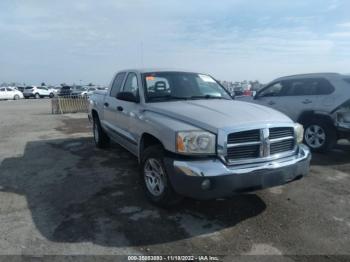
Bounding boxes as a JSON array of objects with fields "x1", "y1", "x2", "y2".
[
  {"x1": 284, "y1": 78, "x2": 334, "y2": 96},
  {"x1": 110, "y1": 72, "x2": 126, "y2": 97}
]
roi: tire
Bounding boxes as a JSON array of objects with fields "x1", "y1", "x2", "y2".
[
  {"x1": 303, "y1": 118, "x2": 337, "y2": 153},
  {"x1": 49, "y1": 93, "x2": 54, "y2": 98},
  {"x1": 140, "y1": 145, "x2": 183, "y2": 207},
  {"x1": 14, "y1": 95, "x2": 20, "y2": 100},
  {"x1": 35, "y1": 93, "x2": 40, "y2": 99},
  {"x1": 93, "y1": 115, "x2": 110, "y2": 148}
]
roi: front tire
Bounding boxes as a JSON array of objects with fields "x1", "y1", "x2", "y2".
[
  {"x1": 49, "y1": 93, "x2": 54, "y2": 98},
  {"x1": 303, "y1": 119, "x2": 337, "y2": 153},
  {"x1": 14, "y1": 95, "x2": 20, "y2": 100},
  {"x1": 140, "y1": 145, "x2": 183, "y2": 207},
  {"x1": 35, "y1": 93, "x2": 40, "y2": 99},
  {"x1": 93, "y1": 115, "x2": 110, "y2": 148}
]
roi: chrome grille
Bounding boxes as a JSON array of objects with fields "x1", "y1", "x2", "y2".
[
  {"x1": 269, "y1": 127, "x2": 294, "y2": 139},
  {"x1": 226, "y1": 126, "x2": 296, "y2": 163},
  {"x1": 270, "y1": 139, "x2": 295, "y2": 155},
  {"x1": 228, "y1": 129, "x2": 260, "y2": 144},
  {"x1": 227, "y1": 145, "x2": 260, "y2": 160}
]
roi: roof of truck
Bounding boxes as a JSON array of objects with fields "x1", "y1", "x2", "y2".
[{"x1": 118, "y1": 68, "x2": 207, "y2": 74}]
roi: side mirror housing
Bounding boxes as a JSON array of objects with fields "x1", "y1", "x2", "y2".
[{"x1": 116, "y1": 91, "x2": 139, "y2": 103}]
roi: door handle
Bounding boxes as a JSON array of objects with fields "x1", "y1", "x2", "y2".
[
  {"x1": 302, "y1": 99, "x2": 312, "y2": 104},
  {"x1": 117, "y1": 106, "x2": 123, "y2": 112},
  {"x1": 104, "y1": 102, "x2": 109, "y2": 107},
  {"x1": 268, "y1": 101, "x2": 275, "y2": 105}
]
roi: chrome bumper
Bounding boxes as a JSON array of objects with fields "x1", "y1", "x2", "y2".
[{"x1": 165, "y1": 144, "x2": 311, "y2": 199}]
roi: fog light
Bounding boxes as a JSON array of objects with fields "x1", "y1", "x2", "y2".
[{"x1": 201, "y1": 179, "x2": 211, "y2": 190}]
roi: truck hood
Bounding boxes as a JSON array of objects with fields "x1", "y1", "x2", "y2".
[{"x1": 146, "y1": 100, "x2": 293, "y2": 133}]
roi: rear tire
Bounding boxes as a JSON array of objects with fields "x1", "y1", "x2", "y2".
[
  {"x1": 14, "y1": 95, "x2": 20, "y2": 100},
  {"x1": 140, "y1": 145, "x2": 183, "y2": 207},
  {"x1": 303, "y1": 119, "x2": 337, "y2": 153},
  {"x1": 93, "y1": 115, "x2": 110, "y2": 148},
  {"x1": 49, "y1": 93, "x2": 54, "y2": 98}
]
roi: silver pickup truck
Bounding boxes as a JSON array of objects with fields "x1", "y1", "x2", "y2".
[{"x1": 89, "y1": 69, "x2": 311, "y2": 206}]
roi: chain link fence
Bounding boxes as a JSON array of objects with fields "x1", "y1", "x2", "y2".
[{"x1": 51, "y1": 96, "x2": 89, "y2": 114}]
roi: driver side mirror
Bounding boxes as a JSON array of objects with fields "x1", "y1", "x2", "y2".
[{"x1": 116, "y1": 91, "x2": 140, "y2": 103}]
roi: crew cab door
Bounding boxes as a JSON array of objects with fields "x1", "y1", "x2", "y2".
[
  {"x1": 113, "y1": 72, "x2": 140, "y2": 154},
  {"x1": 102, "y1": 72, "x2": 127, "y2": 138}
]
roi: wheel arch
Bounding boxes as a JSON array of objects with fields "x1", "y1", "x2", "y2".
[
  {"x1": 139, "y1": 133, "x2": 164, "y2": 162},
  {"x1": 297, "y1": 111, "x2": 335, "y2": 126}
]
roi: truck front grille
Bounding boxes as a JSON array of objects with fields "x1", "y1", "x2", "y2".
[{"x1": 226, "y1": 126, "x2": 296, "y2": 164}]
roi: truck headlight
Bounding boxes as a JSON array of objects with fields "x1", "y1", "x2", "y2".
[
  {"x1": 176, "y1": 131, "x2": 216, "y2": 154},
  {"x1": 294, "y1": 123, "x2": 304, "y2": 144}
]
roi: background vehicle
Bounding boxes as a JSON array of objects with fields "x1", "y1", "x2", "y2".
[
  {"x1": 240, "y1": 73, "x2": 350, "y2": 152},
  {"x1": 0, "y1": 87, "x2": 24, "y2": 100},
  {"x1": 58, "y1": 85, "x2": 87, "y2": 97},
  {"x1": 89, "y1": 69, "x2": 310, "y2": 206},
  {"x1": 23, "y1": 86, "x2": 54, "y2": 99},
  {"x1": 81, "y1": 87, "x2": 97, "y2": 97}
]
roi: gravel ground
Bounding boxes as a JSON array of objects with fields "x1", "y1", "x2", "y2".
[{"x1": 0, "y1": 99, "x2": 349, "y2": 261}]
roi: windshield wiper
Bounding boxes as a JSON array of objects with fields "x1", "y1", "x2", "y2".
[
  {"x1": 148, "y1": 95, "x2": 188, "y2": 101},
  {"x1": 190, "y1": 95, "x2": 231, "y2": 100}
]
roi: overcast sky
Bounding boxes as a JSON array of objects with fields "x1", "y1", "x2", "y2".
[{"x1": 1, "y1": 0, "x2": 350, "y2": 85}]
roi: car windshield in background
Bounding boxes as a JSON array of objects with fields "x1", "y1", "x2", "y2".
[
  {"x1": 25, "y1": 86, "x2": 33, "y2": 89},
  {"x1": 142, "y1": 72, "x2": 232, "y2": 102}
]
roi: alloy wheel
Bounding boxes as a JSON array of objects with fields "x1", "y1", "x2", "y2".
[
  {"x1": 305, "y1": 125, "x2": 326, "y2": 149},
  {"x1": 144, "y1": 158, "x2": 165, "y2": 196}
]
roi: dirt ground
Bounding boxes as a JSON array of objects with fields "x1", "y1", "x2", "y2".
[{"x1": 0, "y1": 99, "x2": 349, "y2": 261}]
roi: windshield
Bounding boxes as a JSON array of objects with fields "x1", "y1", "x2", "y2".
[{"x1": 142, "y1": 72, "x2": 232, "y2": 102}]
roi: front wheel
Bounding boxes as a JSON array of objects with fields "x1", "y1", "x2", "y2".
[
  {"x1": 14, "y1": 95, "x2": 20, "y2": 100},
  {"x1": 35, "y1": 93, "x2": 40, "y2": 99},
  {"x1": 93, "y1": 116, "x2": 110, "y2": 148},
  {"x1": 49, "y1": 93, "x2": 54, "y2": 98},
  {"x1": 303, "y1": 119, "x2": 337, "y2": 153},
  {"x1": 140, "y1": 145, "x2": 183, "y2": 207}
]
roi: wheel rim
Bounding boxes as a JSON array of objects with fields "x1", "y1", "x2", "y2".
[
  {"x1": 35, "y1": 94, "x2": 40, "y2": 99},
  {"x1": 305, "y1": 125, "x2": 326, "y2": 148},
  {"x1": 93, "y1": 122, "x2": 99, "y2": 143},
  {"x1": 144, "y1": 158, "x2": 165, "y2": 196}
]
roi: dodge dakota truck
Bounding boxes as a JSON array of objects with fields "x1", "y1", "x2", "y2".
[{"x1": 89, "y1": 69, "x2": 311, "y2": 206}]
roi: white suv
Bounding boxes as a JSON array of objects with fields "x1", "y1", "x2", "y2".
[
  {"x1": 244, "y1": 73, "x2": 350, "y2": 152},
  {"x1": 23, "y1": 86, "x2": 55, "y2": 99}
]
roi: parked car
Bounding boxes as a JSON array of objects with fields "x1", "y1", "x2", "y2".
[
  {"x1": 238, "y1": 73, "x2": 350, "y2": 152},
  {"x1": 58, "y1": 86, "x2": 87, "y2": 97},
  {"x1": 81, "y1": 87, "x2": 97, "y2": 98},
  {"x1": 89, "y1": 69, "x2": 311, "y2": 206},
  {"x1": 16, "y1": 86, "x2": 25, "y2": 92},
  {"x1": 23, "y1": 86, "x2": 55, "y2": 99},
  {"x1": 0, "y1": 87, "x2": 24, "y2": 100}
]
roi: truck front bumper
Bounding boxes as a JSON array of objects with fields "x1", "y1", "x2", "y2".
[{"x1": 164, "y1": 144, "x2": 311, "y2": 200}]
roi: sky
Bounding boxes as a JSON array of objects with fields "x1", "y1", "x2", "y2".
[{"x1": 0, "y1": 0, "x2": 350, "y2": 85}]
